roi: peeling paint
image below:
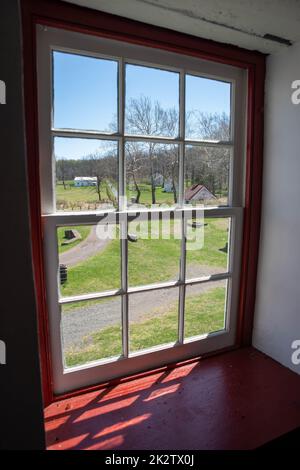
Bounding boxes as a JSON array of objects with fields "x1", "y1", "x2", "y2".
[
  {"x1": 64, "y1": 0, "x2": 300, "y2": 53},
  {"x1": 137, "y1": 0, "x2": 292, "y2": 46}
]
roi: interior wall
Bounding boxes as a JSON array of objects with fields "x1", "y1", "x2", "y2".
[
  {"x1": 253, "y1": 41, "x2": 300, "y2": 374},
  {"x1": 0, "y1": 0, "x2": 45, "y2": 449}
]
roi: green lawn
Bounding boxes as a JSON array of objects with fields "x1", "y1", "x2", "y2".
[
  {"x1": 56, "y1": 180, "x2": 229, "y2": 368},
  {"x1": 65, "y1": 286, "x2": 225, "y2": 367},
  {"x1": 57, "y1": 180, "x2": 176, "y2": 209},
  {"x1": 56, "y1": 180, "x2": 117, "y2": 210},
  {"x1": 61, "y1": 237, "x2": 121, "y2": 297},
  {"x1": 57, "y1": 180, "x2": 226, "y2": 209},
  {"x1": 57, "y1": 226, "x2": 91, "y2": 254},
  {"x1": 60, "y1": 218, "x2": 228, "y2": 298},
  {"x1": 186, "y1": 218, "x2": 229, "y2": 270},
  {"x1": 57, "y1": 180, "x2": 98, "y2": 204},
  {"x1": 127, "y1": 184, "x2": 176, "y2": 207}
]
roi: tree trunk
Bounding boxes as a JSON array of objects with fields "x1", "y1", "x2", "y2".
[
  {"x1": 133, "y1": 173, "x2": 141, "y2": 203},
  {"x1": 151, "y1": 175, "x2": 156, "y2": 205},
  {"x1": 96, "y1": 176, "x2": 101, "y2": 202},
  {"x1": 149, "y1": 147, "x2": 156, "y2": 205},
  {"x1": 172, "y1": 177, "x2": 177, "y2": 204}
]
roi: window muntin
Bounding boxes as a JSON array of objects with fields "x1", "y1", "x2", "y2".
[{"x1": 38, "y1": 27, "x2": 245, "y2": 391}]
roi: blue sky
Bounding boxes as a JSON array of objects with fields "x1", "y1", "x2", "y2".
[{"x1": 54, "y1": 51, "x2": 230, "y2": 160}]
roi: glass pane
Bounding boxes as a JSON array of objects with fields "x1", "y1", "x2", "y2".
[
  {"x1": 61, "y1": 297, "x2": 122, "y2": 368},
  {"x1": 185, "y1": 217, "x2": 230, "y2": 280},
  {"x1": 55, "y1": 137, "x2": 118, "y2": 211},
  {"x1": 58, "y1": 223, "x2": 121, "y2": 297},
  {"x1": 128, "y1": 217, "x2": 181, "y2": 288},
  {"x1": 125, "y1": 64, "x2": 179, "y2": 137},
  {"x1": 53, "y1": 51, "x2": 118, "y2": 132},
  {"x1": 126, "y1": 142, "x2": 179, "y2": 208},
  {"x1": 184, "y1": 280, "x2": 227, "y2": 340},
  {"x1": 185, "y1": 75, "x2": 231, "y2": 141},
  {"x1": 129, "y1": 287, "x2": 179, "y2": 353},
  {"x1": 184, "y1": 145, "x2": 230, "y2": 206}
]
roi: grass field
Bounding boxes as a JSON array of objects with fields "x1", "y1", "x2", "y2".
[
  {"x1": 56, "y1": 180, "x2": 175, "y2": 209},
  {"x1": 65, "y1": 286, "x2": 225, "y2": 367},
  {"x1": 56, "y1": 180, "x2": 117, "y2": 210},
  {"x1": 57, "y1": 226, "x2": 91, "y2": 253},
  {"x1": 60, "y1": 218, "x2": 229, "y2": 298},
  {"x1": 127, "y1": 183, "x2": 176, "y2": 206},
  {"x1": 57, "y1": 212, "x2": 229, "y2": 368},
  {"x1": 56, "y1": 180, "x2": 227, "y2": 209}
]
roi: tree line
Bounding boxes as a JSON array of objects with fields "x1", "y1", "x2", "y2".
[{"x1": 56, "y1": 96, "x2": 230, "y2": 204}]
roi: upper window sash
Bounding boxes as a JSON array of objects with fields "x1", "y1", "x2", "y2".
[{"x1": 37, "y1": 25, "x2": 246, "y2": 215}]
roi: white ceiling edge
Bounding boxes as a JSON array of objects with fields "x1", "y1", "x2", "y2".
[{"x1": 61, "y1": 0, "x2": 300, "y2": 54}]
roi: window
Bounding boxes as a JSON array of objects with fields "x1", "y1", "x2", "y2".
[{"x1": 37, "y1": 26, "x2": 246, "y2": 394}]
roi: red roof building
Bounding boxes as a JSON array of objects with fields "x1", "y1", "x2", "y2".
[{"x1": 184, "y1": 184, "x2": 216, "y2": 201}]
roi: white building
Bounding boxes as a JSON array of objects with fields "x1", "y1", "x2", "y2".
[
  {"x1": 163, "y1": 178, "x2": 177, "y2": 193},
  {"x1": 152, "y1": 172, "x2": 164, "y2": 187},
  {"x1": 74, "y1": 177, "x2": 97, "y2": 187}
]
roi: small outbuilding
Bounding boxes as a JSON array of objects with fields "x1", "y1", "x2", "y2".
[
  {"x1": 74, "y1": 176, "x2": 97, "y2": 187},
  {"x1": 185, "y1": 184, "x2": 216, "y2": 202}
]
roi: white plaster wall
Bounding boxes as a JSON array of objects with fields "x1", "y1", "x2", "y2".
[
  {"x1": 64, "y1": 0, "x2": 300, "y2": 54},
  {"x1": 253, "y1": 42, "x2": 300, "y2": 374}
]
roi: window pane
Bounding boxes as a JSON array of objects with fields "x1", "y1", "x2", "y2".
[
  {"x1": 126, "y1": 142, "x2": 179, "y2": 208},
  {"x1": 129, "y1": 287, "x2": 179, "y2": 353},
  {"x1": 61, "y1": 297, "x2": 122, "y2": 368},
  {"x1": 185, "y1": 145, "x2": 230, "y2": 206},
  {"x1": 55, "y1": 137, "x2": 118, "y2": 211},
  {"x1": 185, "y1": 75, "x2": 231, "y2": 141},
  {"x1": 58, "y1": 223, "x2": 121, "y2": 297},
  {"x1": 125, "y1": 64, "x2": 179, "y2": 137},
  {"x1": 128, "y1": 217, "x2": 181, "y2": 288},
  {"x1": 53, "y1": 51, "x2": 118, "y2": 132},
  {"x1": 184, "y1": 280, "x2": 227, "y2": 340},
  {"x1": 185, "y1": 218, "x2": 230, "y2": 280}
]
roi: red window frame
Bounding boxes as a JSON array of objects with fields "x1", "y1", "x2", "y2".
[{"x1": 21, "y1": 0, "x2": 265, "y2": 406}]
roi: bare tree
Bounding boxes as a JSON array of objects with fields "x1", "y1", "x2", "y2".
[
  {"x1": 187, "y1": 111, "x2": 230, "y2": 141},
  {"x1": 185, "y1": 112, "x2": 230, "y2": 198},
  {"x1": 56, "y1": 158, "x2": 67, "y2": 189},
  {"x1": 87, "y1": 152, "x2": 106, "y2": 202},
  {"x1": 160, "y1": 145, "x2": 178, "y2": 203},
  {"x1": 126, "y1": 96, "x2": 178, "y2": 204},
  {"x1": 56, "y1": 102, "x2": 230, "y2": 207},
  {"x1": 126, "y1": 142, "x2": 145, "y2": 203}
]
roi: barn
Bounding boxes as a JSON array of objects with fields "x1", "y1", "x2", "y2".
[{"x1": 185, "y1": 184, "x2": 216, "y2": 202}]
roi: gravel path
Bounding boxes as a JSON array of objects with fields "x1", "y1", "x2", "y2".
[
  {"x1": 59, "y1": 225, "x2": 109, "y2": 267},
  {"x1": 62, "y1": 265, "x2": 225, "y2": 349}
]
